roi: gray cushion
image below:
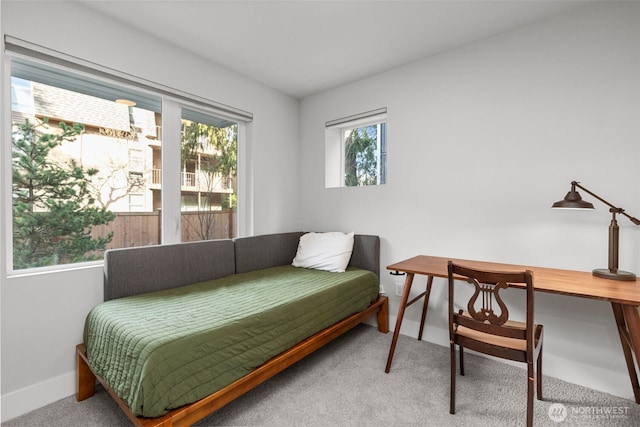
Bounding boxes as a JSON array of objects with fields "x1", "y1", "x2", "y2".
[
  {"x1": 103, "y1": 232, "x2": 380, "y2": 301},
  {"x1": 234, "y1": 232, "x2": 303, "y2": 274},
  {"x1": 350, "y1": 234, "x2": 380, "y2": 279},
  {"x1": 104, "y1": 239, "x2": 235, "y2": 301},
  {"x1": 235, "y1": 232, "x2": 380, "y2": 278}
]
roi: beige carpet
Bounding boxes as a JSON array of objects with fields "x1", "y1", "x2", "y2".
[{"x1": 3, "y1": 324, "x2": 639, "y2": 426}]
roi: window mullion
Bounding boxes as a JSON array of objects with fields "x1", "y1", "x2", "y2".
[
  {"x1": 161, "y1": 99, "x2": 182, "y2": 244},
  {"x1": 236, "y1": 121, "x2": 252, "y2": 237}
]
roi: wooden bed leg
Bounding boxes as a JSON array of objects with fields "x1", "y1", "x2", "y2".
[
  {"x1": 76, "y1": 344, "x2": 96, "y2": 401},
  {"x1": 377, "y1": 295, "x2": 389, "y2": 333}
]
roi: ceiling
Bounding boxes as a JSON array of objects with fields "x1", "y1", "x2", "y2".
[{"x1": 78, "y1": 0, "x2": 590, "y2": 99}]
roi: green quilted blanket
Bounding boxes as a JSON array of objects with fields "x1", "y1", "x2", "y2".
[{"x1": 84, "y1": 265, "x2": 379, "y2": 417}]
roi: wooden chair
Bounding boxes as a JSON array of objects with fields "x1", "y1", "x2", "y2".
[{"x1": 448, "y1": 261, "x2": 543, "y2": 427}]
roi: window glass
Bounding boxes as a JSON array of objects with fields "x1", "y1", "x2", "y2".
[
  {"x1": 10, "y1": 61, "x2": 163, "y2": 270},
  {"x1": 343, "y1": 122, "x2": 386, "y2": 186},
  {"x1": 180, "y1": 108, "x2": 238, "y2": 241}
]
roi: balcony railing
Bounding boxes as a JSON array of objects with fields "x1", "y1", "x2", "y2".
[
  {"x1": 183, "y1": 172, "x2": 196, "y2": 187},
  {"x1": 151, "y1": 168, "x2": 232, "y2": 192},
  {"x1": 152, "y1": 168, "x2": 162, "y2": 185}
]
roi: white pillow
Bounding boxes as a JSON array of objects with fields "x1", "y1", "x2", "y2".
[{"x1": 292, "y1": 232, "x2": 355, "y2": 272}]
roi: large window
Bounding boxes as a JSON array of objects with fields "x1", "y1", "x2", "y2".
[
  {"x1": 325, "y1": 108, "x2": 387, "y2": 188},
  {"x1": 6, "y1": 46, "x2": 248, "y2": 272}
]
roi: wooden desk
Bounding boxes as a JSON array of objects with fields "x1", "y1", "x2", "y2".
[{"x1": 385, "y1": 255, "x2": 640, "y2": 403}]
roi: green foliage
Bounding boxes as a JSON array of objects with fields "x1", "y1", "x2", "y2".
[
  {"x1": 181, "y1": 120, "x2": 237, "y2": 177},
  {"x1": 11, "y1": 118, "x2": 115, "y2": 269},
  {"x1": 222, "y1": 194, "x2": 237, "y2": 210},
  {"x1": 181, "y1": 120, "x2": 237, "y2": 240},
  {"x1": 344, "y1": 125, "x2": 379, "y2": 186}
]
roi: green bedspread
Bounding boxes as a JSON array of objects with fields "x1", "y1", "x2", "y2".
[{"x1": 84, "y1": 265, "x2": 379, "y2": 417}]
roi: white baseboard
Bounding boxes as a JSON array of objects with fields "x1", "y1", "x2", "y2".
[
  {"x1": 542, "y1": 353, "x2": 634, "y2": 401},
  {"x1": 1, "y1": 371, "x2": 75, "y2": 422}
]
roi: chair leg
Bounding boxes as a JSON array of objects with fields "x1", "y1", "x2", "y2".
[
  {"x1": 459, "y1": 345, "x2": 465, "y2": 376},
  {"x1": 527, "y1": 361, "x2": 534, "y2": 427},
  {"x1": 450, "y1": 343, "x2": 456, "y2": 414},
  {"x1": 537, "y1": 345, "x2": 543, "y2": 400}
]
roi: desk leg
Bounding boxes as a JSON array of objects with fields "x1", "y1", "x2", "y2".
[
  {"x1": 385, "y1": 273, "x2": 415, "y2": 373},
  {"x1": 417, "y1": 275, "x2": 434, "y2": 341},
  {"x1": 611, "y1": 303, "x2": 640, "y2": 404}
]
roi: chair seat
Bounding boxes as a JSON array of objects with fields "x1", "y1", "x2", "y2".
[{"x1": 456, "y1": 323, "x2": 543, "y2": 352}]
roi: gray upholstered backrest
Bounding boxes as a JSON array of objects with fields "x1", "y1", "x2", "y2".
[
  {"x1": 104, "y1": 239, "x2": 235, "y2": 301},
  {"x1": 234, "y1": 232, "x2": 380, "y2": 278},
  {"x1": 350, "y1": 234, "x2": 380, "y2": 279},
  {"x1": 104, "y1": 232, "x2": 381, "y2": 301},
  {"x1": 233, "y1": 232, "x2": 304, "y2": 274}
]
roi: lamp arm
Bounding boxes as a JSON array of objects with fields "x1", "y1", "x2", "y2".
[{"x1": 572, "y1": 181, "x2": 640, "y2": 226}]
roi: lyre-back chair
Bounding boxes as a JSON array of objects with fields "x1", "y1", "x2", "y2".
[{"x1": 447, "y1": 261, "x2": 543, "y2": 427}]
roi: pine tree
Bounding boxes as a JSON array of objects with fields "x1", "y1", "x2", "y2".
[{"x1": 11, "y1": 118, "x2": 115, "y2": 269}]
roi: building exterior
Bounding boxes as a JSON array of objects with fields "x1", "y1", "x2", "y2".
[{"x1": 12, "y1": 77, "x2": 236, "y2": 215}]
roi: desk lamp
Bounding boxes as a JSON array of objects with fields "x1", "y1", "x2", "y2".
[{"x1": 552, "y1": 181, "x2": 640, "y2": 281}]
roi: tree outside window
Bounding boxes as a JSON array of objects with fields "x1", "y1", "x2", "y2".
[
  {"x1": 343, "y1": 122, "x2": 386, "y2": 187},
  {"x1": 180, "y1": 116, "x2": 238, "y2": 241},
  {"x1": 11, "y1": 118, "x2": 115, "y2": 269}
]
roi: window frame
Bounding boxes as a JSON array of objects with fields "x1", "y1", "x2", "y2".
[
  {"x1": 325, "y1": 108, "x2": 387, "y2": 188},
  {"x1": 3, "y1": 37, "x2": 252, "y2": 275}
]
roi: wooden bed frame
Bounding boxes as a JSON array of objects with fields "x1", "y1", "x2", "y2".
[{"x1": 77, "y1": 294, "x2": 388, "y2": 427}]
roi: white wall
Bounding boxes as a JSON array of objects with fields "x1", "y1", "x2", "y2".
[
  {"x1": 300, "y1": 1, "x2": 640, "y2": 401},
  {"x1": 2, "y1": 0, "x2": 639, "y2": 422},
  {"x1": 0, "y1": 1, "x2": 300, "y2": 421}
]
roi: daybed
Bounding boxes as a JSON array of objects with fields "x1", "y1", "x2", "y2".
[{"x1": 76, "y1": 231, "x2": 389, "y2": 427}]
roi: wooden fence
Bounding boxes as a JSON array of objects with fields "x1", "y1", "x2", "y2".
[{"x1": 92, "y1": 210, "x2": 236, "y2": 250}]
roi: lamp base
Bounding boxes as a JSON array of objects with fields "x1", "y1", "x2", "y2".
[{"x1": 592, "y1": 268, "x2": 637, "y2": 281}]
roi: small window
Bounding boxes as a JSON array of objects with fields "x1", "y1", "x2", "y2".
[
  {"x1": 128, "y1": 193, "x2": 144, "y2": 211},
  {"x1": 325, "y1": 108, "x2": 387, "y2": 188},
  {"x1": 128, "y1": 148, "x2": 144, "y2": 173}
]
